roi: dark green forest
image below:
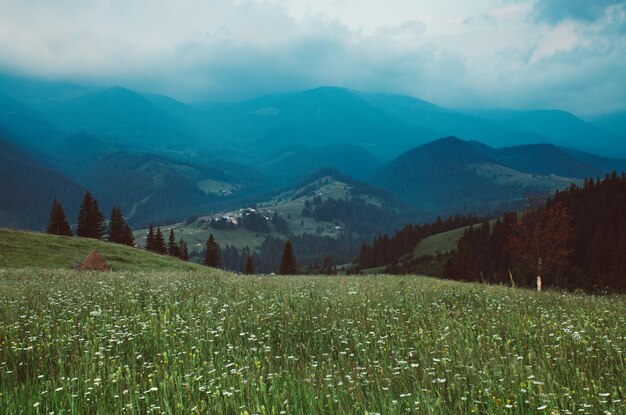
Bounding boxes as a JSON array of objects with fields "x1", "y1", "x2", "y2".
[{"x1": 442, "y1": 173, "x2": 626, "y2": 292}]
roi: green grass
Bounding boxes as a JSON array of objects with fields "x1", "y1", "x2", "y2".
[
  {"x1": 0, "y1": 270, "x2": 624, "y2": 414},
  {"x1": 0, "y1": 228, "x2": 207, "y2": 272}
]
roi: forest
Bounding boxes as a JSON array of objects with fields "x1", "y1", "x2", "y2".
[{"x1": 442, "y1": 173, "x2": 626, "y2": 292}]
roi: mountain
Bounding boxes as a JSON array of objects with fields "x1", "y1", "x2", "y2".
[
  {"x1": 197, "y1": 87, "x2": 437, "y2": 161},
  {"x1": 29, "y1": 86, "x2": 196, "y2": 151},
  {"x1": 361, "y1": 93, "x2": 524, "y2": 147},
  {"x1": 465, "y1": 108, "x2": 626, "y2": 157},
  {"x1": 589, "y1": 111, "x2": 626, "y2": 137},
  {"x1": 0, "y1": 93, "x2": 65, "y2": 151},
  {"x1": 0, "y1": 136, "x2": 85, "y2": 230},
  {"x1": 371, "y1": 137, "x2": 585, "y2": 215},
  {"x1": 475, "y1": 143, "x2": 601, "y2": 179},
  {"x1": 259, "y1": 144, "x2": 382, "y2": 184},
  {"x1": 559, "y1": 147, "x2": 626, "y2": 176},
  {"x1": 76, "y1": 151, "x2": 268, "y2": 226}
]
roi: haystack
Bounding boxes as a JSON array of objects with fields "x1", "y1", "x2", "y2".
[{"x1": 79, "y1": 249, "x2": 110, "y2": 271}]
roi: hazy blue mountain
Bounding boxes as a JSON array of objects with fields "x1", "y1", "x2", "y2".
[
  {"x1": 560, "y1": 147, "x2": 626, "y2": 175},
  {"x1": 46, "y1": 132, "x2": 121, "y2": 177},
  {"x1": 465, "y1": 108, "x2": 626, "y2": 157},
  {"x1": 76, "y1": 151, "x2": 268, "y2": 226},
  {"x1": 0, "y1": 136, "x2": 84, "y2": 230},
  {"x1": 361, "y1": 93, "x2": 525, "y2": 147},
  {"x1": 0, "y1": 93, "x2": 66, "y2": 150},
  {"x1": 371, "y1": 137, "x2": 585, "y2": 215},
  {"x1": 589, "y1": 111, "x2": 626, "y2": 137},
  {"x1": 259, "y1": 144, "x2": 382, "y2": 184},
  {"x1": 29, "y1": 86, "x2": 195, "y2": 150},
  {"x1": 479, "y1": 143, "x2": 601, "y2": 179},
  {"x1": 0, "y1": 73, "x2": 91, "y2": 104},
  {"x1": 196, "y1": 87, "x2": 438, "y2": 161}
]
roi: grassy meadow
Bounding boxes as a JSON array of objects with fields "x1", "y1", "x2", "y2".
[
  {"x1": 0, "y1": 269, "x2": 624, "y2": 414},
  {"x1": 0, "y1": 229, "x2": 205, "y2": 272}
]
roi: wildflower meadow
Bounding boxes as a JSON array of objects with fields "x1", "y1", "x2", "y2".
[{"x1": 0, "y1": 269, "x2": 624, "y2": 414}]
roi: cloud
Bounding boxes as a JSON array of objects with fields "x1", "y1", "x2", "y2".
[
  {"x1": 0, "y1": 0, "x2": 624, "y2": 115},
  {"x1": 533, "y1": 0, "x2": 625, "y2": 23}
]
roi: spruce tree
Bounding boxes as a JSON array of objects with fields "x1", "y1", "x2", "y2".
[
  {"x1": 154, "y1": 227, "x2": 167, "y2": 254},
  {"x1": 146, "y1": 224, "x2": 155, "y2": 251},
  {"x1": 76, "y1": 191, "x2": 106, "y2": 239},
  {"x1": 203, "y1": 234, "x2": 221, "y2": 268},
  {"x1": 167, "y1": 229, "x2": 180, "y2": 257},
  {"x1": 279, "y1": 240, "x2": 298, "y2": 275},
  {"x1": 122, "y1": 224, "x2": 135, "y2": 246},
  {"x1": 178, "y1": 239, "x2": 189, "y2": 261},
  {"x1": 245, "y1": 255, "x2": 255, "y2": 274},
  {"x1": 46, "y1": 199, "x2": 72, "y2": 236},
  {"x1": 108, "y1": 206, "x2": 125, "y2": 244}
]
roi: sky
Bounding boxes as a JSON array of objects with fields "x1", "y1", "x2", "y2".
[{"x1": 0, "y1": 0, "x2": 625, "y2": 115}]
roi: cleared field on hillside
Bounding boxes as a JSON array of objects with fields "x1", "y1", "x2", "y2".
[{"x1": 0, "y1": 270, "x2": 624, "y2": 414}]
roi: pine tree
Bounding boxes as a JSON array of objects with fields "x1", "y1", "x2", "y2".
[
  {"x1": 108, "y1": 206, "x2": 127, "y2": 244},
  {"x1": 178, "y1": 239, "x2": 189, "y2": 261},
  {"x1": 122, "y1": 224, "x2": 135, "y2": 246},
  {"x1": 167, "y1": 229, "x2": 180, "y2": 257},
  {"x1": 245, "y1": 255, "x2": 255, "y2": 274},
  {"x1": 322, "y1": 256, "x2": 335, "y2": 275},
  {"x1": 203, "y1": 234, "x2": 221, "y2": 268},
  {"x1": 146, "y1": 224, "x2": 155, "y2": 251},
  {"x1": 76, "y1": 191, "x2": 106, "y2": 239},
  {"x1": 279, "y1": 240, "x2": 298, "y2": 275},
  {"x1": 154, "y1": 227, "x2": 167, "y2": 254},
  {"x1": 46, "y1": 199, "x2": 72, "y2": 236}
]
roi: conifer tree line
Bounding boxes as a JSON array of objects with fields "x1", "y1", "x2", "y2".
[
  {"x1": 443, "y1": 172, "x2": 626, "y2": 292},
  {"x1": 46, "y1": 191, "x2": 189, "y2": 261},
  {"x1": 146, "y1": 225, "x2": 189, "y2": 261},
  {"x1": 356, "y1": 214, "x2": 481, "y2": 269},
  {"x1": 47, "y1": 191, "x2": 133, "y2": 246}
]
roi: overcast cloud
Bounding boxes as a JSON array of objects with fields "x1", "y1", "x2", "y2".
[{"x1": 0, "y1": 0, "x2": 624, "y2": 115}]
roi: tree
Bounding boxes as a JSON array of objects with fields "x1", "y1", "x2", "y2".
[
  {"x1": 146, "y1": 224, "x2": 156, "y2": 252},
  {"x1": 154, "y1": 227, "x2": 167, "y2": 254},
  {"x1": 108, "y1": 206, "x2": 133, "y2": 245},
  {"x1": 279, "y1": 240, "x2": 298, "y2": 275},
  {"x1": 121, "y1": 224, "x2": 135, "y2": 246},
  {"x1": 506, "y1": 203, "x2": 574, "y2": 287},
  {"x1": 167, "y1": 229, "x2": 180, "y2": 257},
  {"x1": 245, "y1": 255, "x2": 255, "y2": 274},
  {"x1": 322, "y1": 256, "x2": 336, "y2": 275},
  {"x1": 46, "y1": 199, "x2": 72, "y2": 236},
  {"x1": 178, "y1": 239, "x2": 189, "y2": 261},
  {"x1": 203, "y1": 234, "x2": 221, "y2": 268},
  {"x1": 76, "y1": 191, "x2": 106, "y2": 239}
]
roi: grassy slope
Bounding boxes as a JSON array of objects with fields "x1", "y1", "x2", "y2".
[
  {"x1": 136, "y1": 177, "x2": 363, "y2": 256},
  {"x1": 0, "y1": 270, "x2": 624, "y2": 414},
  {"x1": 0, "y1": 228, "x2": 207, "y2": 272}
]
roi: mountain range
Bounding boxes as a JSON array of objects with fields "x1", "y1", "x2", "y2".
[{"x1": 1, "y1": 73, "x2": 625, "y2": 230}]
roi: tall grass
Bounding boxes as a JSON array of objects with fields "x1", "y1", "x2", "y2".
[{"x1": 0, "y1": 269, "x2": 624, "y2": 414}]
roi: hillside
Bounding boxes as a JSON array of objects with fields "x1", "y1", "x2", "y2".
[
  {"x1": 135, "y1": 170, "x2": 419, "y2": 271},
  {"x1": 371, "y1": 136, "x2": 581, "y2": 215},
  {"x1": 77, "y1": 151, "x2": 267, "y2": 227},
  {"x1": 0, "y1": 228, "x2": 206, "y2": 272},
  {"x1": 1, "y1": 269, "x2": 623, "y2": 414},
  {"x1": 0, "y1": 138, "x2": 85, "y2": 230}
]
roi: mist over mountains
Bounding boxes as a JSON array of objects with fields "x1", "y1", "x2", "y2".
[{"x1": 1, "y1": 73, "x2": 625, "y2": 230}]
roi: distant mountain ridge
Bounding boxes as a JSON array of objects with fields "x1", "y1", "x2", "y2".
[
  {"x1": 1, "y1": 73, "x2": 626, "y2": 229},
  {"x1": 370, "y1": 137, "x2": 623, "y2": 216}
]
